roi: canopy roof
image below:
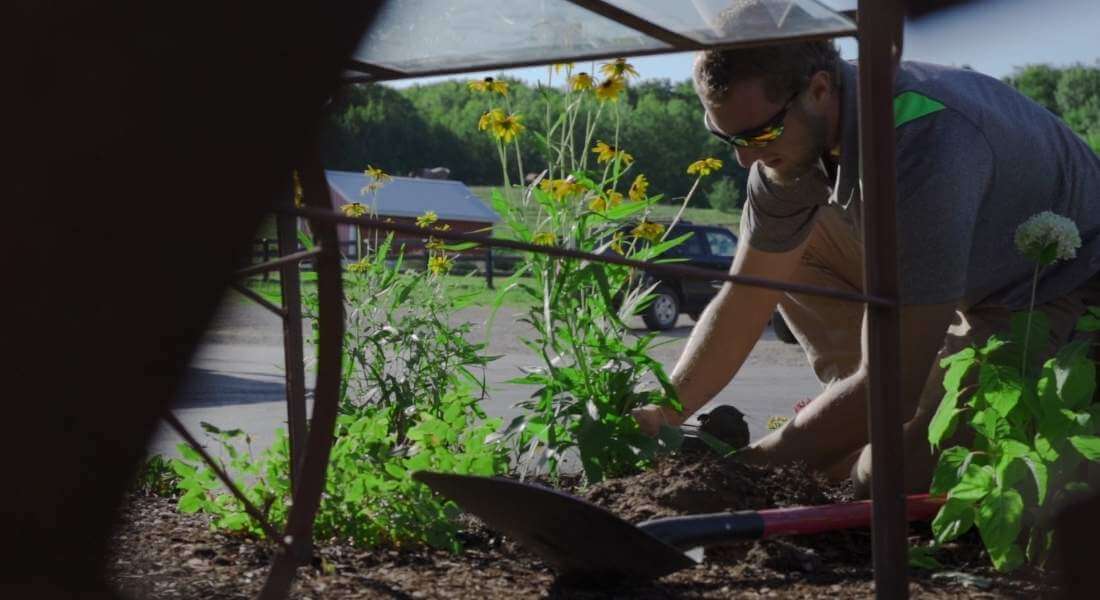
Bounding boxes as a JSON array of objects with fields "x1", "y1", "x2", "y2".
[
  {"x1": 327, "y1": 170, "x2": 501, "y2": 223},
  {"x1": 347, "y1": 0, "x2": 855, "y2": 81}
]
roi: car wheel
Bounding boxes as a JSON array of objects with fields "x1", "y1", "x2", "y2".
[
  {"x1": 772, "y1": 312, "x2": 798, "y2": 344},
  {"x1": 642, "y1": 285, "x2": 680, "y2": 330}
]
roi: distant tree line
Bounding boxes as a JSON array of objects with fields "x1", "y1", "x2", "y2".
[
  {"x1": 1002, "y1": 62, "x2": 1100, "y2": 153},
  {"x1": 316, "y1": 62, "x2": 1099, "y2": 211}
]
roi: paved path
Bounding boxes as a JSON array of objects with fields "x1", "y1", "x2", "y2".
[{"x1": 149, "y1": 297, "x2": 823, "y2": 461}]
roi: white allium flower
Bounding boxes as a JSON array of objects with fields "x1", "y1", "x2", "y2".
[{"x1": 1014, "y1": 211, "x2": 1082, "y2": 264}]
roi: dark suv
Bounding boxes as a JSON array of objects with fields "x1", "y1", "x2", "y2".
[{"x1": 631, "y1": 221, "x2": 797, "y2": 344}]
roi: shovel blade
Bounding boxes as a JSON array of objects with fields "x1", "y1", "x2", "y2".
[{"x1": 414, "y1": 471, "x2": 698, "y2": 580}]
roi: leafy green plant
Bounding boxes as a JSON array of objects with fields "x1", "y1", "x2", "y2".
[
  {"x1": 472, "y1": 60, "x2": 729, "y2": 482},
  {"x1": 173, "y1": 227, "x2": 508, "y2": 551},
  {"x1": 131, "y1": 454, "x2": 181, "y2": 497},
  {"x1": 927, "y1": 211, "x2": 1098, "y2": 571},
  {"x1": 173, "y1": 401, "x2": 506, "y2": 551}
]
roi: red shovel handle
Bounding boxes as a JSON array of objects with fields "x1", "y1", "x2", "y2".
[{"x1": 760, "y1": 494, "x2": 944, "y2": 538}]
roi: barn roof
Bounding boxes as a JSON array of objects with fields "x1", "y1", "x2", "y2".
[{"x1": 326, "y1": 170, "x2": 500, "y2": 223}]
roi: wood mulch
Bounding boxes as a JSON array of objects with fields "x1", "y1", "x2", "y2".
[{"x1": 107, "y1": 454, "x2": 1058, "y2": 599}]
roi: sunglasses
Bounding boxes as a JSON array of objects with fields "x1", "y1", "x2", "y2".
[{"x1": 704, "y1": 90, "x2": 801, "y2": 148}]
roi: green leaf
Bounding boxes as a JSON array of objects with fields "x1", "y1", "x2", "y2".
[
  {"x1": 1076, "y1": 310, "x2": 1100, "y2": 332},
  {"x1": 975, "y1": 488, "x2": 1024, "y2": 570},
  {"x1": 177, "y1": 443, "x2": 203, "y2": 463},
  {"x1": 930, "y1": 447, "x2": 970, "y2": 494},
  {"x1": 978, "y1": 363, "x2": 1024, "y2": 418},
  {"x1": 1053, "y1": 341, "x2": 1095, "y2": 409},
  {"x1": 932, "y1": 497, "x2": 976, "y2": 543},
  {"x1": 908, "y1": 544, "x2": 943, "y2": 570},
  {"x1": 970, "y1": 408, "x2": 1010, "y2": 442},
  {"x1": 928, "y1": 392, "x2": 962, "y2": 450},
  {"x1": 1068, "y1": 435, "x2": 1100, "y2": 461},
  {"x1": 942, "y1": 351, "x2": 977, "y2": 396},
  {"x1": 950, "y1": 464, "x2": 995, "y2": 502},
  {"x1": 178, "y1": 489, "x2": 205, "y2": 513},
  {"x1": 200, "y1": 421, "x2": 222, "y2": 435},
  {"x1": 1022, "y1": 453, "x2": 1049, "y2": 505}
]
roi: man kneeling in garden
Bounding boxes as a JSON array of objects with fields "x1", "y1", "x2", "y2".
[{"x1": 634, "y1": 36, "x2": 1100, "y2": 496}]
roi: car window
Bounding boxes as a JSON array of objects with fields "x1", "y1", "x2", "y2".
[
  {"x1": 666, "y1": 230, "x2": 706, "y2": 258},
  {"x1": 705, "y1": 231, "x2": 736, "y2": 258}
]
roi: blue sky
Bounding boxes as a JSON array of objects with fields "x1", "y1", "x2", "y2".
[{"x1": 386, "y1": 0, "x2": 1099, "y2": 89}]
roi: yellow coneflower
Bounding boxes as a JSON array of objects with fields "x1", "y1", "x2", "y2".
[
  {"x1": 686, "y1": 157, "x2": 724, "y2": 177},
  {"x1": 434, "y1": 223, "x2": 452, "y2": 232},
  {"x1": 428, "y1": 255, "x2": 454, "y2": 276},
  {"x1": 591, "y1": 141, "x2": 634, "y2": 166},
  {"x1": 588, "y1": 190, "x2": 623, "y2": 213},
  {"x1": 568, "y1": 72, "x2": 594, "y2": 91},
  {"x1": 552, "y1": 62, "x2": 574, "y2": 74},
  {"x1": 532, "y1": 231, "x2": 556, "y2": 246},
  {"x1": 478, "y1": 108, "x2": 505, "y2": 132},
  {"x1": 365, "y1": 164, "x2": 391, "y2": 183},
  {"x1": 416, "y1": 211, "x2": 439, "y2": 229},
  {"x1": 599, "y1": 58, "x2": 639, "y2": 80},
  {"x1": 593, "y1": 77, "x2": 625, "y2": 102},
  {"x1": 538, "y1": 178, "x2": 583, "y2": 201},
  {"x1": 468, "y1": 77, "x2": 509, "y2": 96},
  {"x1": 341, "y1": 202, "x2": 367, "y2": 218},
  {"x1": 632, "y1": 220, "x2": 665, "y2": 243},
  {"x1": 425, "y1": 237, "x2": 445, "y2": 252},
  {"x1": 347, "y1": 259, "x2": 371, "y2": 274},
  {"x1": 610, "y1": 230, "x2": 626, "y2": 254},
  {"x1": 628, "y1": 174, "x2": 649, "y2": 202},
  {"x1": 491, "y1": 112, "x2": 525, "y2": 143}
]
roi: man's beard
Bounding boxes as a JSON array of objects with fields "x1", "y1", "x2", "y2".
[{"x1": 765, "y1": 111, "x2": 828, "y2": 187}]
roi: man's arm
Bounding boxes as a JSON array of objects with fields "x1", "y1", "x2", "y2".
[
  {"x1": 743, "y1": 300, "x2": 958, "y2": 474},
  {"x1": 634, "y1": 235, "x2": 810, "y2": 435}
]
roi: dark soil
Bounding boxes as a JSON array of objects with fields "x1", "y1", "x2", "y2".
[{"x1": 108, "y1": 454, "x2": 1059, "y2": 599}]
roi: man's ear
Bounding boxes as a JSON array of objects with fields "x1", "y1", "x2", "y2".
[{"x1": 807, "y1": 70, "x2": 834, "y2": 105}]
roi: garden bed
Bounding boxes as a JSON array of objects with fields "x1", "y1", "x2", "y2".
[{"x1": 107, "y1": 454, "x2": 1057, "y2": 599}]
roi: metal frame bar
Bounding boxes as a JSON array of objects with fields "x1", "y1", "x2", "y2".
[
  {"x1": 276, "y1": 212, "x2": 310, "y2": 489},
  {"x1": 235, "y1": 248, "x2": 322, "y2": 278},
  {"x1": 857, "y1": 0, "x2": 908, "y2": 597},
  {"x1": 341, "y1": 30, "x2": 855, "y2": 84},
  {"x1": 230, "y1": 282, "x2": 286, "y2": 318},
  {"x1": 258, "y1": 151, "x2": 346, "y2": 600},
  {"x1": 283, "y1": 205, "x2": 896, "y2": 308}
]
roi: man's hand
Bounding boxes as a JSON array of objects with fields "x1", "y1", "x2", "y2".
[{"x1": 632, "y1": 404, "x2": 685, "y2": 437}]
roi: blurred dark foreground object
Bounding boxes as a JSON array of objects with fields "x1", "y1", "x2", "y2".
[
  {"x1": 682, "y1": 405, "x2": 752, "y2": 453},
  {"x1": 6, "y1": 2, "x2": 379, "y2": 597}
]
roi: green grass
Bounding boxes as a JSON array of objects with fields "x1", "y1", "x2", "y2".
[{"x1": 468, "y1": 185, "x2": 740, "y2": 232}]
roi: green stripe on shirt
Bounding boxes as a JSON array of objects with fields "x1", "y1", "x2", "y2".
[{"x1": 894, "y1": 91, "x2": 946, "y2": 128}]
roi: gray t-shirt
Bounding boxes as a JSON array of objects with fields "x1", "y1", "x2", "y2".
[{"x1": 742, "y1": 61, "x2": 1100, "y2": 309}]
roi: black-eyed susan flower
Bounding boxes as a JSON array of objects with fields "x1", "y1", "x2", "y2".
[
  {"x1": 491, "y1": 112, "x2": 525, "y2": 143},
  {"x1": 599, "y1": 58, "x2": 639, "y2": 80},
  {"x1": 478, "y1": 108, "x2": 505, "y2": 132},
  {"x1": 628, "y1": 174, "x2": 649, "y2": 201},
  {"x1": 686, "y1": 157, "x2": 724, "y2": 177},
  {"x1": 532, "y1": 231, "x2": 556, "y2": 246},
  {"x1": 591, "y1": 141, "x2": 634, "y2": 165},
  {"x1": 425, "y1": 237, "x2": 445, "y2": 252},
  {"x1": 568, "y1": 72, "x2": 594, "y2": 91},
  {"x1": 468, "y1": 77, "x2": 509, "y2": 96},
  {"x1": 588, "y1": 190, "x2": 623, "y2": 213},
  {"x1": 552, "y1": 62, "x2": 574, "y2": 74},
  {"x1": 428, "y1": 255, "x2": 454, "y2": 276},
  {"x1": 593, "y1": 77, "x2": 625, "y2": 102},
  {"x1": 417, "y1": 211, "x2": 439, "y2": 228},
  {"x1": 365, "y1": 164, "x2": 391, "y2": 183},
  {"x1": 538, "y1": 178, "x2": 583, "y2": 201},
  {"x1": 347, "y1": 258, "x2": 371, "y2": 274},
  {"x1": 341, "y1": 202, "x2": 368, "y2": 218},
  {"x1": 632, "y1": 220, "x2": 665, "y2": 243},
  {"x1": 610, "y1": 230, "x2": 625, "y2": 254}
]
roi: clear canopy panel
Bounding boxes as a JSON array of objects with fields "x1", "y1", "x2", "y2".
[{"x1": 350, "y1": 0, "x2": 854, "y2": 78}]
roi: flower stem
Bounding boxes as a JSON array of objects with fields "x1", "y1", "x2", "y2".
[
  {"x1": 661, "y1": 177, "x2": 702, "y2": 242},
  {"x1": 1021, "y1": 263, "x2": 1040, "y2": 374}
]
